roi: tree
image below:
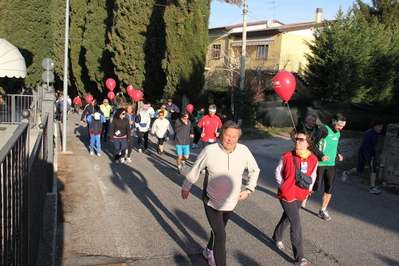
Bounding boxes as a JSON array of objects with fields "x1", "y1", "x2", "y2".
[{"x1": 305, "y1": 5, "x2": 399, "y2": 105}]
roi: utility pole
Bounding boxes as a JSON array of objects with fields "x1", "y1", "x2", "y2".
[
  {"x1": 62, "y1": 0, "x2": 70, "y2": 152},
  {"x1": 239, "y1": 0, "x2": 248, "y2": 91}
]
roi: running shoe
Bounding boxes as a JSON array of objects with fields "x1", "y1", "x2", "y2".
[
  {"x1": 203, "y1": 248, "x2": 216, "y2": 266},
  {"x1": 120, "y1": 158, "x2": 125, "y2": 164},
  {"x1": 342, "y1": 171, "x2": 349, "y2": 182},
  {"x1": 126, "y1": 157, "x2": 132, "y2": 162},
  {"x1": 275, "y1": 241, "x2": 284, "y2": 250},
  {"x1": 115, "y1": 160, "x2": 119, "y2": 165},
  {"x1": 90, "y1": 151, "x2": 94, "y2": 155},
  {"x1": 138, "y1": 148, "x2": 142, "y2": 153},
  {"x1": 181, "y1": 161, "x2": 186, "y2": 170},
  {"x1": 294, "y1": 258, "x2": 309, "y2": 265},
  {"x1": 97, "y1": 153, "x2": 101, "y2": 157},
  {"x1": 144, "y1": 149, "x2": 149, "y2": 155},
  {"x1": 369, "y1": 187, "x2": 381, "y2": 194},
  {"x1": 318, "y1": 210, "x2": 332, "y2": 221}
]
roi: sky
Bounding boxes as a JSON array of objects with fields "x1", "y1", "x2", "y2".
[{"x1": 209, "y1": 0, "x2": 373, "y2": 28}]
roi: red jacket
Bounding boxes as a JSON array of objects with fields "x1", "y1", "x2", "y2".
[{"x1": 276, "y1": 151, "x2": 318, "y2": 202}]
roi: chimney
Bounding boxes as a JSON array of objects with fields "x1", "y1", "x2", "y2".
[{"x1": 316, "y1": 8, "x2": 323, "y2": 23}]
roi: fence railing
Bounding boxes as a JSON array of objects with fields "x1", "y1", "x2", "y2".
[
  {"x1": 0, "y1": 94, "x2": 39, "y2": 128},
  {"x1": 0, "y1": 111, "x2": 53, "y2": 265}
]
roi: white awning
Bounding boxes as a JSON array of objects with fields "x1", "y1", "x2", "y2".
[
  {"x1": 231, "y1": 36, "x2": 276, "y2": 46},
  {"x1": 0, "y1": 39, "x2": 27, "y2": 78}
]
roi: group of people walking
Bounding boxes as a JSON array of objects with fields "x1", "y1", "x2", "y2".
[
  {"x1": 181, "y1": 112, "x2": 383, "y2": 266},
  {"x1": 77, "y1": 95, "x2": 383, "y2": 266}
]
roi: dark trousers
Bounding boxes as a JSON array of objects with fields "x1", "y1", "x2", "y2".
[
  {"x1": 273, "y1": 199, "x2": 303, "y2": 262},
  {"x1": 102, "y1": 120, "x2": 110, "y2": 140},
  {"x1": 137, "y1": 131, "x2": 149, "y2": 149},
  {"x1": 193, "y1": 126, "x2": 201, "y2": 145},
  {"x1": 127, "y1": 135, "x2": 135, "y2": 157},
  {"x1": 113, "y1": 137, "x2": 127, "y2": 160},
  {"x1": 204, "y1": 203, "x2": 232, "y2": 266}
]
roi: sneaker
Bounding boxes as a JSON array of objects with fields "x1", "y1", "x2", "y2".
[
  {"x1": 203, "y1": 248, "x2": 216, "y2": 266},
  {"x1": 275, "y1": 241, "x2": 284, "y2": 250},
  {"x1": 97, "y1": 153, "x2": 101, "y2": 157},
  {"x1": 294, "y1": 258, "x2": 309, "y2": 266},
  {"x1": 138, "y1": 148, "x2": 142, "y2": 153},
  {"x1": 158, "y1": 149, "x2": 163, "y2": 155},
  {"x1": 318, "y1": 210, "x2": 332, "y2": 221},
  {"x1": 115, "y1": 160, "x2": 119, "y2": 165},
  {"x1": 181, "y1": 161, "x2": 186, "y2": 170},
  {"x1": 90, "y1": 151, "x2": 94, "y2": 155},
  {"x1": 177, "y1": 169, "x2": 181, "y2": 175},
  {"x1": 191, "y1": 144, "x2": 196, "y2": 149},
  {"x1": 126, "y1": 157, "x2": 132, "y2": 162},
  {"x1": 120, "y1": 158, "x2": 125, "y2": 164},
  {"x1": 165, "y1": 137, "x2": 169, "y2": 141},
  {"x1": 301, "y1": 199, "x2": 307, "y2": 208},
  {"x1": 369, "y1": 187, "x2": 381, "y2": 194},
  {"x1": 144, "y1": 149, "x2": 149, "y2": 155},
  {"x1": 342, "y1": 171, "x2": 349, "y2": 182}
]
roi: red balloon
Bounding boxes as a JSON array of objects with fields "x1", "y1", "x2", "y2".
[
  {"x1": 107, "y1": 91, "x2": 115, "y2": 100},
  {"x1": 186, "y1": 104, "x2": 194, "y2": 114},
  {"x1": 273, "y1": 71, "x2": 296, "y2": 102},
  {"x1": 126, "y1": 85, "x2": 135, "y2": 96},
  {"x1": 85, "y1": 95, "x2": 93, "y2": 104},
  {"x1": 105, "y1": 78, "x2": 116, "y2": 91},
  {"x1": 132, "y1": 90, "x2": 143, "y2": 102}
]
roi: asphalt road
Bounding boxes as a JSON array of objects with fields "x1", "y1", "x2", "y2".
[{"x1": 56, "y1": 113, "x2": 399, "y2": 266}]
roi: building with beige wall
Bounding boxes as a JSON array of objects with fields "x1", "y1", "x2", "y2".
[{"x1": 206, "y1": 9, "x2": 324, "y2": 76}]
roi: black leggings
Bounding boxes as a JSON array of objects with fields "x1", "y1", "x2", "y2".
[
  {"x1": 204, "y1": 203, "x2": 232, "y2": 266},
  {"x1": 313, "y1": 165, "x2": 336, "y2": 194},
  {"x1": 137, "y1": 131, "x2": 149, "y2": 149},
  {"x1": 273, "y1": 199, "x2": 303, "y2": 262}
]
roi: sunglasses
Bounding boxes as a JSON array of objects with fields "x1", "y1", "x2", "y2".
[{"x1": 295, "y1": 137, "x2": 306, "y2": 143}]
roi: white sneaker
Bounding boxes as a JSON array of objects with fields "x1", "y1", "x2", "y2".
[
  {"x1": 181, "y1": 161, "x2": 186, "y2": 170},
  {"x1": 342, "y1": 171, "x2": 349, "y2": 182},
  {"x1": 275, "y1": 241, "x2": 285, "y2": 250},
  {"x1": 138, "y1": 149, "x2": 142, "y2": 153},
  {"x1": 369, "y1": 187, "x2": 381, "y2": 194},
  {"x1": 97, "y1": 153, "x2": 101, "y2": 157},
  {"x1": 90, "y1": 151, "x2": 94, "y2": 155},
  {"x1": 318, "y1": 210, "x2": 332, "y2": 221},
  {"x1": 203, "y1": 248, "x2": 216, "y2": 266},
  {"x1": 120, "y1": 158, "x2": 125, "y2": 164},
  {"x1": 126, "y1": 157, "x2": 132, "y2": 162}
]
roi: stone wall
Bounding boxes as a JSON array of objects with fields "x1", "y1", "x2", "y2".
[{"x1": 379, "y1": 124, "x2": 399, "y2": 188}]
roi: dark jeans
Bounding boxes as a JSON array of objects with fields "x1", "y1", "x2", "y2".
[
  {"x1": 113, "y1": 137, "x2": 127, "y2": 160},
  {"x1": 273, "y1": 199, "x2": 303, "y2": 262},
  {"x1": 204, "y1": 203, "x2": 232, "y2": 266},
  {"x1": 137, "y1": 131, "x2": 149, "y2": 149}
]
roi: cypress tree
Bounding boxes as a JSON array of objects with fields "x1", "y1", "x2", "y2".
[
  {"x1": 0, "y1": 0, "x2": 53, "y2": 90},
  {"x1": 163, "y1": 0, "x2": 210, "y2": 103}
]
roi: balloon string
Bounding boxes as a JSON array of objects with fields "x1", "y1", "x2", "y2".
[{"x1": 285, "y1": 102, "x2": 296, "y2": 129}]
